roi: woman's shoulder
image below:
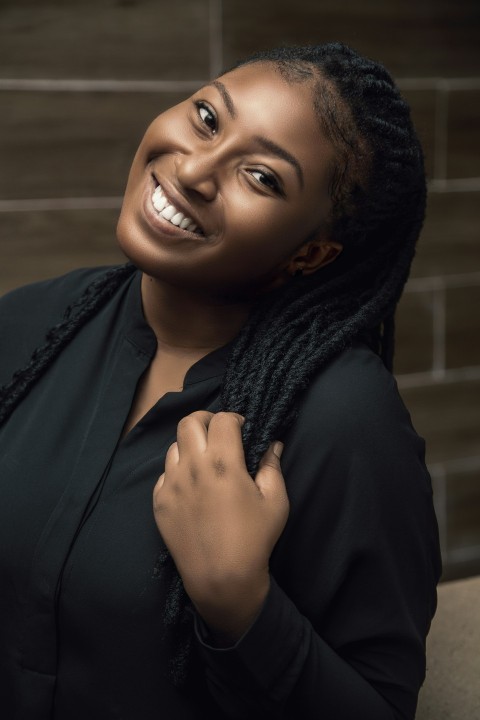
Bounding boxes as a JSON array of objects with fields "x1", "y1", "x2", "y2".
[
  {"x1": 281, "y1": 341, "x2": 435, "y2": 551},
  {"x1": 0, "y1": 265, "x2": 123, "y2": 383},
  {"x1": 285, "y1": 340, "x2": 428, "y2": 494},
  {"x1": 0, "y1": 265, "x2": 119, "y2": 327},
  {"x1": 298, "y1": 340, "x2": 410, "y2": 435}
]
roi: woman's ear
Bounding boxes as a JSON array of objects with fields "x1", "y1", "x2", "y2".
[{"x1": 286, "y1": 237, "x2": 343, "y2": 277}]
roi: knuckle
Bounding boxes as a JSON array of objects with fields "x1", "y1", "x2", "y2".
[
  {"x1": 213, "y1": 411, "x2": 241, "y2": 428},
  {"x1": 153, "y1": 492, "x2": 166, "y2": 514},
  {"x1": 177, "y1": 416, "x2": 191, "y2": 432},
  {"x1": 213, "y1": 411, "x2": 230, "y2": 422},
  {"x1": 212, "y1": 457, "x2": 227, "y2": 477},
  {"x1": 189, "y1": 464, "x2": 199, "y2": 483},
  {"x1": 165, "y1": 441, "x2": 177, "y2": 458}
]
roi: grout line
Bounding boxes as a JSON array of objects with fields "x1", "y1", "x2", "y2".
[
  {"x1": 428, "y1": 177, "x2": 480, "y2": 193},
  {"x1": 396, "y1": 77, "x2": 480, "y2": 91},
  {"x1": 209, "y1": 0, "x2": 223, "y2": 78},
  {"x1": 0, "y1": 197, "x2": 123, "y2": 212},
  {"x1": 445, "y1": 545, "x2": 480, "y2": 564},
  {"x1": 1, "y1": 76, "x2": 480, "y2": 93},
  {"x1": 432, "y1": 283, "x2": 446, "y2": 376},
  {"x1": 406, "y1": 272, "x2": 480, "y2": 292},
  {"x1": 0, "y1": 78, "x2": 205, "y2": 93},
  {"x1": 397, "y1": 364, "x2": 480, "y2": 388},
  {"x1": 430, "y1": 456, "x2": 480, "y2": 474},
  {"x1": 434, "y1": 86, "x2": 449, "y2": 181}
]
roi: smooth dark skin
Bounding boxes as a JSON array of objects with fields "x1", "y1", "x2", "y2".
[{"x1": 116, "y1": 62, "x2": 342, "y2": 643}]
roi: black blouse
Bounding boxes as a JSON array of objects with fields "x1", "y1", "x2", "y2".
[{"x1": 0, "y1": 266, "x2": 441, "y2": 720}]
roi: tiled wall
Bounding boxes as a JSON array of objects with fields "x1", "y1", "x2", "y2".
[{"x1": 1, "y1": 0, "x2": 479, "y2": 579}]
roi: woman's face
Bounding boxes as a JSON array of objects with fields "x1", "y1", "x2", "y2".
[{"x1": 117, "y1": 61, "x2": 338, "y2": 300}]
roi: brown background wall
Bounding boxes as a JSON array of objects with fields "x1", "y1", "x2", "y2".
[{"x1": 1, "y1": 0, "x2": 479, "y2": 580}]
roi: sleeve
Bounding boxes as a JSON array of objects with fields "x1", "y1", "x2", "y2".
[{"x1": 193, "y1": 343, "x2": 442, "y2": 720}]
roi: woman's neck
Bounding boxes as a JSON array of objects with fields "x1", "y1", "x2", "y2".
[{"x1": 140, "y1": 273, "x2": 251, "y2": 352}]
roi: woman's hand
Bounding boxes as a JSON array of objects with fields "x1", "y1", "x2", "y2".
[{"x1": 153, "y1": 411, "x2": 289, "y2": 644}]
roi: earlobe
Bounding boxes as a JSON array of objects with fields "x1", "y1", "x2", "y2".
[{"x1": 287, "y1": 239, "x2": 343, "y2": 277}]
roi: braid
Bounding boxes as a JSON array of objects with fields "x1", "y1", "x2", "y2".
[
  {"x1": 0, "y1": 263, "x2": 136, "y2": 426},
  {"x1": 165, "y1": 43, "x2": 426, "y2": 686},
  {"x1": 221, "y1": 42, "x2": 426, "y2": 472}
]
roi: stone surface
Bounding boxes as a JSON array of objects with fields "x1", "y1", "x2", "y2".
[
  {"x1": 446, "y1": 467, "x2": 480, "y2": 553},
  {"x1": 400, "y1": 380, "x2": 480, "y2": 465},
  {"x1": 446, "y1": 285, "x2": 480, "y2": 369},
  {"x1": 395, "y1": 289, "x2": 434, "y2": 375},
  {"x1": 0, "y1": 209, "x2": 124, "y2": 294},
  {"x1": 0, "y1": 0, "x2": 211, "y2": 80},
  {"x1": 416, "y1": 575, "x2": 480, "y2": 719},
  {"x1": 223, "y1": 0, "x2": 480, "y2": 78},
  {"x1": 413, "y1": 192, "x2": 480, "y2": 278},
  {"x1": 0, "y1": 91, "x2": 188, "y2": 199},
  {"x1": 448, "y1": 90, "x2": 480, "y2": 179},
  {"x1": 403, "y1": 88, "x2": 436, "y2": 181}
]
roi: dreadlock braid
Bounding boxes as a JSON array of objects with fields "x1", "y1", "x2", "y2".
[
  {"x1": 220, "y1": 42, "x2": 426, "y2": 473},
  {"x1": 163, "y1": 43, "x2": 426, "y2": 683},
  {"x1": 0, "y1": 42, "x2": 426, "y2": 688},
  {"x1": 0, "y1": 263, "x2": 136, "y2": 425}
]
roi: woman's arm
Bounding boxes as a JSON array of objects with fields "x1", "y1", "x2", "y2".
[{"x1": 153, "y1": 347, "x2": 441, "y2": 719}]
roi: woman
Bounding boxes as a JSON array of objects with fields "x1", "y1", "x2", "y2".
[{"x1": 0, "y1": 43, "x2": 441, "y2": 719}]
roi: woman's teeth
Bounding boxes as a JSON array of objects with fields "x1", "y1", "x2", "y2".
[{"x1": 151, "y1": 185, "x2": 201, "y2": 234}]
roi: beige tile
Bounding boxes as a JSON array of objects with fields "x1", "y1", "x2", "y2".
[
  {"x1": 222, "y1": 0, "x2": 480, "y2": 78},
  {"x1": 0, "y1": 91, "x2": 188, "y2": 199},
  {"x1": 0, "y1": 1, "x2": 210, "y2": 80},
  {"x1": 0, "y1": 209, "x2": 125, "y2": 294},
  {"x1": 446, "y1": 285, "x2": 480, "y2": 369},
  {"x1": 412, "y1": 192, "x2": 480, "y2": 278},
  {"x1": 446, "y1": 468, "x2": 480, "y2": 552},
  {"x1": 395, "y1": 289, "x2": 434, "y2": 375},
  {"x1": 400, "y1": 380, "x2": 480, "y2": 465},
  {"x1": 447, "y1": 90, "x2": 480, "y2": 179}
]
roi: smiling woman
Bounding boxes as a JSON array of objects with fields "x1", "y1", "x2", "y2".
[
  {"x1": 0, "y1": 43, "x2": 440, "y2": 720},
  {"x1": 116, "y1": 60, "x2": 339, "y2": 298}
]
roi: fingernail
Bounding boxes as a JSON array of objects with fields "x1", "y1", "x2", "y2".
[{"x1": 273, "y1": 441, "x2": 284, "y2": 459}]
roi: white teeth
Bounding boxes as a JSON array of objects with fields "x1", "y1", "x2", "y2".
[
  {"x1": 171, "y1": 212, "x2": 184, "y2": 226},
  {"x1": 151, "y1": 182, "x2": 202, "y2": 234},
  {"x1": 160, "y1": 205, "x2": 176, "y2": 221},
  {"x1": 152, "y1": 194, "x2": 168, "y2": 212}
]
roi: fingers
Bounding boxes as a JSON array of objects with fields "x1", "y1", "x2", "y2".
[
  {"x1": 165, "y1": 440, "x2": 180, "y2": 467},
  {"x1": 175, "y1": 410, "x2": 246, "y2": 465},
  {"x1": 205, "y1": 412, "x2": 246, "y2": 466},
  {"x1": 255, "y1": 441, "x2": 289, "y2": 510},
  {"x1": 175, "y1": 410, "x2": 214, "y2": 454}
]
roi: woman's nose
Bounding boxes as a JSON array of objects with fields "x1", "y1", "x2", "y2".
[{"x1": 174, "y1": 151, "x2": 218, "y2": 202}]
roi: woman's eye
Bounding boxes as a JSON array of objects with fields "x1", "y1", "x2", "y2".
[
  {"x1": 195, "y1": 101, "x2": 217, "y2": 134},
  {"x1": 249, "y1": 170, "x2": 282, "y2": 195}
]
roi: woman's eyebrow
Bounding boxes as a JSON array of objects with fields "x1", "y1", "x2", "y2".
[
  {"x1": 209, "y1": 80, "x2": 237, "y2": 119},
  {"x1": 205, "y1": 80, "x2": 304, "y2": 189},
  {"x1": 252, "y1": 136, "x2": 304, "y2": 189}
]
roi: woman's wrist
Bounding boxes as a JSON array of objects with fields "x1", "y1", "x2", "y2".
[{"x1": 189, "y1": 572, "x2": 271, "y2": 647}]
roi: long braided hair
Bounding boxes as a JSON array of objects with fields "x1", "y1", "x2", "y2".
[
  {"x1": 0, "y1": 43, "x2": 426, "y2": 685},
  {"x1": 223, "y1": 44, "x2": 426, "y2": 473}
]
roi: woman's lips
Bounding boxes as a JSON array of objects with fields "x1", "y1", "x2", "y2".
[
  {"x1": 151, "y1": 181, "x2": 202, "y2": 234},
  {"x1": 140, "y1": 174, "x2": 207, "y2": 241}
]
